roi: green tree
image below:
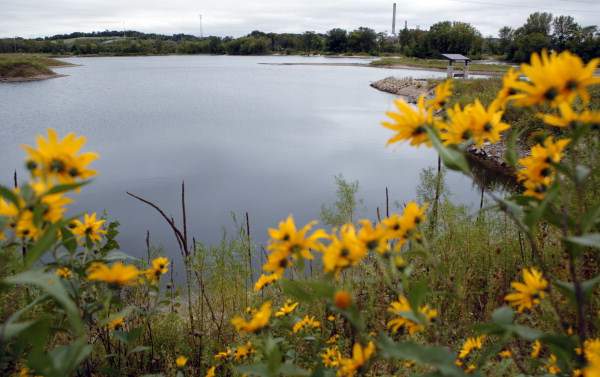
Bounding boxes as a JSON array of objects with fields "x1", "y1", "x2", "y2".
[
  {"x1": 347, "y1": 27, "x2": 377, "y2": 53},
  {"x1": 325, "y1": 28, "x2": 348, "y2": 53}
]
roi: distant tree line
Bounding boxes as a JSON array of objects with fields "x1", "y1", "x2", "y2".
[
  {"x1": 0, "y1": 13, "x2": 597, "y2": 60},
  {"x1": 494, "y1": 12, "x2": 600, "y2": 62}
]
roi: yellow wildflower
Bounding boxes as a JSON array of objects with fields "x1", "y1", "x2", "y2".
[
  {"x1": 275, "y1": 300, "x2": 298, "y2": 317},
  {"x1": 334, "y1": 290, "x2": 352, "y2": 309},
  {"x1": 214, "y1": 348, "x2": 232, "y2": 361},
  {"x1": 357, "y1": 219, "x2": 388, "y2": 254},
  {"x1": 144, "y1": 257, "x2": 169, "y2": 283},
  {"x1": 387, "y1": 295, "x2": 437, "y2": 335},
  {"x1": 86, "y1": 262, "x2": 140, "y2": 286},
  {"x1": 427, "y1": 80, "x2": 453, "y2": 110},
  {"x1": 458, "y1": 336, "x2": 486, "y2": 359},
  {"x1": 510, "y1": 50, "x2": 600, "y2": 107},
  {"x1": 505, "y1": 267, "x2": 548, "y2": 312},
  {"x1": 547, "y1": 354, "x2": 561, "y2": 375},
  {"x1": 323, "y1": 224, "x2": 366, "y2": 276},
  {"x1": 382, "y1": 96, "x2": 434, "y2": 147},
  {"x1": 439, "y1": 100, "x2": 509, "y2": 147},
  {"x1": 321, "y1": 346, "x2": 342, "y2": 368},
  {"x1": 231, "y1": 301, "x2": 271, "y2": 333},
  {"x1": 327, "y1": 334, "x2": 340, "y2": 344},
  {"x1": 499, "y1": 349, "x2": 512, "y2": 358},
  {"x1": 254, "y1": 273, "x2": 280, "y2": 291},
  {"x1": 293, "y1": 315, "x2": 321, "y2": 333},
  {"x1": 234, "y1": 342, "x2": 254, "y2": 361},
  {"x1": 205, "y1": 366, "x2": 216, "y2": 377},
  {"x1": 30, "y1": 181, "x2": 72, "y2": 223},
  {"x1": 108, "y1": 317, "x2": 125, "y2": 330},
  {"x1": 327, "y1": 314, "x2": 336, "y2": 321},
  {"x1": 584, "y1": 339, "x2": 600, "y2": 377},
  {"x1": 55, "y1": 267, "x2": 72, "y2": 279},
  {"x1": 491, "y1": 68, "x2": 521, "y2": 110},
  {"x1": 175, "y1": 355, "x2": 188, "y2": 368},
  {"x1": 22, "y1": 128, "x2": 98, "y2": 184},
  {"x1": 71, "y1": 213, "x2": 106, "y2": 242},
  {"x1": 531, "y1": 340, "x2": 542, "y2": 358},
  {"x1": 337, "y1": 341, "x2": 376, "y2": 377},
  {"x1": 264, "y1": 216, "x2": 326, "y2": 275}
]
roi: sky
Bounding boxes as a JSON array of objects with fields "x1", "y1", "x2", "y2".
[{"x1": 1, "y1": 0, "x2": 600, "y2": 39}]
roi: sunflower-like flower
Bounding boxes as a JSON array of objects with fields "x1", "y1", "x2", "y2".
[
  {"x1": 214, "y1": 348, "x2": 232, "y2": 361},
  {"x1": 505, "y1": 267, "x2": 548, "y2": 312},
  {"x1": 546, "y1": 354, "x2": 561, "y2": 375},
  {"x1": 231, "y1": 301, "x2": 271, "y2": 333},
  {"x1": 381, "y1": 202, "x2": 427, "y2": 243},
  {"x1": 439, "y1": 100, "x2": 509, "y2": 146},
  {"x1": 22, "y1": 129, "x2": 98, "y2": 184},
  {"x1": 275, "y1": 299, "x2": 298, "y2": 317},
  {"x1": 175, "y1": 356, "x2": 188, "y2": 368},
  {"x1": 321, "y1": 346, "x2": 342, "y2": 368},
  {"x1": 531, "y1": 340, "x2": 542, "y2": 358},
  {"x1": 264, "y1": 216, "x2": 327, "y2": 275},
  {"x1": 491, "y1": 68, "x2": 521, "y2": 110},
  {"x1": 583, "y1": 338, "x2": 600, "y2": 377},
  {"x1": 509, "y1": 50, "x2": 600, "y2": 107},
  {"x1": 55, "y1": 267, "x2": 72, "y2": 279},
  {"x1": 71, "y1": 213, "x2": 106, "y2": 243},
  {"x1": 254, "y1": 273, "x2": 280, "y2": 292},
  {"x1": 455, "y1": 335, "x2": 486, "y2": 373},
  {"x1": 205, "y1": 366, "x2": 216, "y2": 377},
  {"x1": 234, "y1": 342, "x2": 255, "y2": 362},
  {"x1": 108, "y1": 316, "x2": 125, "y2": 330},
  {"x1": 337, "y1": 341, "x2": 376, "y2": 377},
  {"x1": 292, "y1": 315, "x2": 321, "y2": 333},
  {"x1": 86, "y1": 262, "x2": 140, "y2": 286},
  {"x1": 540, "y1": 102, "x2": 600, "y2": 129},
  {"x1": 357, "y1": 219, "x2": 388, "y2": 255},
  {"x1": 382, "y1": 96, "x2": 434, "y2": 147},
  {"x1": 517, "y1": 137, "x2": 570, "y2": 200},
  {"x1": 387, "y1": 295, "x2": 437, "y2": 335},
  {"x1": 427, "y1": 80, "x2": 453, "y2": 110},
  {"x1": 323, "y1": 224, "x2": 367, "y2": 276},
  {"x1": 31, "y1": 181, "x2": 72, "y2": 223},
  {"x1": 145, "y1": 257, "x2": 169, "y2": 283}
]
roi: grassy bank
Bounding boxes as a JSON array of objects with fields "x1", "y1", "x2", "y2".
[
  {"x1": 371, "y1": 56, "x2": 511, "y2": 74},
  {"x1": 0, "y1": 54, "x2": 70, "y2": 80}
]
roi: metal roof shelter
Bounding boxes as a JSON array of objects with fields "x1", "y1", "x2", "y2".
[{"x1": 441, "y1": 53, "x2": 471, "y2": 79}]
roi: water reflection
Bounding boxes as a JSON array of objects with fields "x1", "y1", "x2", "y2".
[{"x1": 0, "y1": 55, "x2": 481, "y2": 272}]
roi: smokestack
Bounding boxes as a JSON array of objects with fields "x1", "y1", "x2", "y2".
[{"x1": 392, "y1": 3, "x2": 397, "y2": 35}]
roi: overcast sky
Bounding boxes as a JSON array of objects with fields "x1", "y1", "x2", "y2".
[{"x1": 1, "y1": 0, "x2": 600, "y2": 39}]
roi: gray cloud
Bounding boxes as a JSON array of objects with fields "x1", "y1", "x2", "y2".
[{"x1": 1, "y1": 0, "x2": 599, "y2": 38}]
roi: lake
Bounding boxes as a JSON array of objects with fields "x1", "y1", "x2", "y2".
[{"x1": 0, "y1": 55, "x2": 479, "y2": 269}]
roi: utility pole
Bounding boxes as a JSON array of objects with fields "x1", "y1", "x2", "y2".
[
  {"x1": 392, "y1": 3, "x2": 397, "y2": 36},
  {"x1": 198, "y1": 14, "x2": 203, "y2": 38}
]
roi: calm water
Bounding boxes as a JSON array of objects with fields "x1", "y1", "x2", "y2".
[{"x1": 0, "y1": 55, "x2": 478, "y2": 268}]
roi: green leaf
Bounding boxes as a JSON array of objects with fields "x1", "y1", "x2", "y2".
[
  {"x1": 523, "y1": 186, "x2": 558, "y2": 230},
  {"x1": 5, "y1": 270, "x2": 83, "y2": 334},
  {"x1": 426, "y1": 127, "x2": 470, "y2": 173},
  {"x1": 278, "y1": 363, "x2": 311, "y2": 376},
  {"x1": 377, "y1": 335, "x2": 467, "y2": 377},
  {"x1": 504, "y1": 128, "x2": 525, "y2": 168},
  {"x1": 44, "y1": 181, "x2": 90, "y2": 196},
  {"x1": 566, "y1": 233, "x2": 600, "y2": 250},
  {"x1": 1, "y1": 320, "x2": 37, "y2": 340},
  {"x1": 554, "y1": 280, "x2": 576, "y2": 305},
  {"x1": 60, "y1": 227, "x2": 77, "y2": 253},
  {"x1": 105, "y1": 250, "x2": 140, "y2": 262},
  {"x1": 0, "y1": 184, "x2": 20, "y2": 208},
  {"x1": 24, "y1": 223, "x2": 59, "y2": 268},
  {"x1": 491, "y1": 306, "x2": 514, "y2": 325},
  {"x1": 582, "y1": 204, "x2": 600, "y2": 233},
  {"x1": 556, "y1": 274, "x2": 600, "y2": 304},
  {"x1": 407, "y1": 280, "x2": 429, "y2": 310},
  {"x1": 128, "y1": 346, "x2": 151, "y2": 355}
]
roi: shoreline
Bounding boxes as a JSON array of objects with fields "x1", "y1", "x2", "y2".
[{"x1": 0, "y1": 73, "x2": 67, "y2": 83}]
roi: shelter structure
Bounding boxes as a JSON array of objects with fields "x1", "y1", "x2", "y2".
[{"x1": 441, "y1": 53, "x2": 471, "y2": 79}]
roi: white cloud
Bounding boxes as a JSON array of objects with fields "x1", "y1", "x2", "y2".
[{"x1": 0, "y1": 0, "x2": 598, "y2": 38}]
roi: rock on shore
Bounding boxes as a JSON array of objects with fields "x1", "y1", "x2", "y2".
[{"x1": 370, "y1": 77, "x2": 432, "y2": 103}]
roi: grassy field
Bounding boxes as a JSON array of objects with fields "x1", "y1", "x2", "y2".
[
  {"x1": 371, "y1": 56, "x2": 511, "y2": 74},
  {"x1": 0, "y1": 54, "x2": 70, "y2": 79}
]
